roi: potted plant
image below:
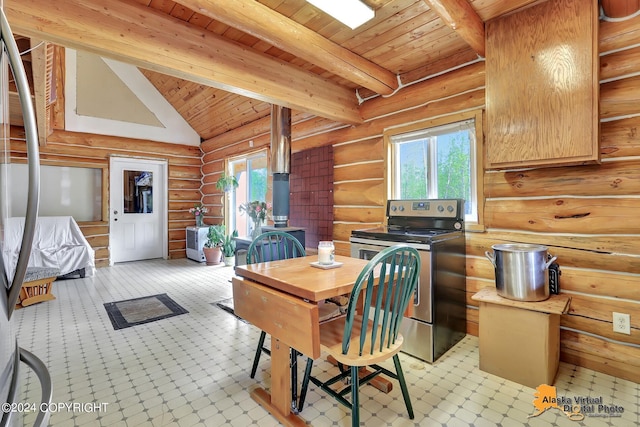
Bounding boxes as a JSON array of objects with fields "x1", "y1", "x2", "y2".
[
  {"x1": 222, "y1": 230, "x2": 238, "y2": 266},
  {"x1": 215, "y1": 173, "x2": 239, "y2": 193},
  {"x1": 239, "y1": 200, "x2": 272, "y2": 239},
  {"x1": 216, "y1": 173, "x2": 239, "y2": 222},
  {"x1": 203, "y1": 224, "x2": 225, "y2": 265},
  {"x1": 189, "y1": 203, "x2": 208, "y2": 228}
]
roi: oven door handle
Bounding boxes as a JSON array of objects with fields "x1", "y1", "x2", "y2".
[{"x1": 349, "y1": 237, "x2": 431, "y2": 251}]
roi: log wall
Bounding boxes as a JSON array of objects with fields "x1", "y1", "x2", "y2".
[
  {"x1": 202, "y1": 17, "x2": 640, "y2": 382},
  {"x1": 9, "y1": 128, "x2": 202, "y2": 265},
  {"x1": 350, "y1": 16, "x2": 640, "y2": 382}
]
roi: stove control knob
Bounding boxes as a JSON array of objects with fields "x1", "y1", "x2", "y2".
[
  {"x1": 398, "y1": 205, "x2": 405, "y2": 211},
  {"x1": 447, "y1": 205, "x2": 454, "y2": 213},
  {"x1": 437, "y1": 205, "x2": 444, "y2": 212},
  {"x1": 390, "y1": 205, "x2": 397, "y2": 212}
]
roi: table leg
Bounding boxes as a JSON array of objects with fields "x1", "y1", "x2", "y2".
[
  {"x1": 270, "y1": 339, "x2": 290, "y2": 415},
  {"x1": 250, "y1": 338, "x2": 308, "y2": 427}
]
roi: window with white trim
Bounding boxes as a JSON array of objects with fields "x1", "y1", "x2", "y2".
[{"x1": 386, "y1": 111, "x2": 483, "y2": 226}]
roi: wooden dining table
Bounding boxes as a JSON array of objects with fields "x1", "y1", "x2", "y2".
[{"x1": 232, "y1": 254, "x2": 371, "y2": 427}]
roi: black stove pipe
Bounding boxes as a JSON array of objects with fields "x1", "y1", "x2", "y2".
[{"x1": 270, "y1": 105, "x2": 291, "y2": 228}]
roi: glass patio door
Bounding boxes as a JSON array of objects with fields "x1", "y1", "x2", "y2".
[{"x1": 228, "y1": 151, "x2": 268, "y2": 238}]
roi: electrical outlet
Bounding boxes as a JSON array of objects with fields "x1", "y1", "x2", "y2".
[{"x1": 613, "y1": 312, "x2": 631, "y2": 335}]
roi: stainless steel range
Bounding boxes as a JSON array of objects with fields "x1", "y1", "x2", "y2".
[{"x1": 350, "y1": 199, "x2": 466, "y2": 363}]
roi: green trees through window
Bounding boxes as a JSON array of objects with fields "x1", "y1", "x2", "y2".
[
  {"x1": 249, "y1": 168, "x2": 267, "y2": 202},
  {"x1": 390, "y1": 117, "x2": 478, "y2": 222},
  {"x1": 436, "y1": 133, "x2": 471, "y2": 204}
]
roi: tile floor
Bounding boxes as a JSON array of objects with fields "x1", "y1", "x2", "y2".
[{"x1": 13, "y1": 258, "x2": 639, "y2": 426}]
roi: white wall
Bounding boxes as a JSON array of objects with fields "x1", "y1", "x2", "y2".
[
  {"x1": 65, "y1": 49, "x2": 200, "y2": 146},
  {"x1": 11, "y1": 164, "x2": 101, "y2": 221}
]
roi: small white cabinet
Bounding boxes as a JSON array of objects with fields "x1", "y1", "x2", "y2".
[{"x1": 186, "y1": 226, "x2": 209, "y2": 262}]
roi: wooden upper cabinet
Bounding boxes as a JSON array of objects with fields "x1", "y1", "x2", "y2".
[{"x1": 485, "y1": 0, "x2": 599, "y2": 170}]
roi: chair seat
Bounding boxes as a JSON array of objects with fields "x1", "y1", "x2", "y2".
[{"x1": 319, "y1": 315, "x2": 404, "y2": 366}]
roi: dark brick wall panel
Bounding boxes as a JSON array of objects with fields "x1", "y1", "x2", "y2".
[{"x1": 289, "y1": 146, "x2": 334, "y2": 249}]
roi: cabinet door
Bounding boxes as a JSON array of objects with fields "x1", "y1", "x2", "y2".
[{"x1": 485, "y1": 0, "x2": 599, "y2": 169}]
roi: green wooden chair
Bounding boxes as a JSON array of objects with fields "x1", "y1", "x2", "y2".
[
  {"x1": 303, "y1": 244, "x2": 421, "y2": 426},
  {"x1": 245, "y1": 230, "x2": 308, "y2": 412}
]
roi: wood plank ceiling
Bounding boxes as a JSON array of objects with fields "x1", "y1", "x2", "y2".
[
  {"x1": 132, "y1": 0, "x2": 527, "y2": 142},
  {"x1": 8, "y1": 0, "x2": 640, "y2": 145}
]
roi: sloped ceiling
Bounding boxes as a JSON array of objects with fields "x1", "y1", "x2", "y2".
[{"x1": 7, "y1": 0, "x2": 640, "y2": 145}]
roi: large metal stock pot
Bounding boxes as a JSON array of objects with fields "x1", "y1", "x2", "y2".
[{"x1": 485, "y1": 243, "x2": 557, "y2": 302}]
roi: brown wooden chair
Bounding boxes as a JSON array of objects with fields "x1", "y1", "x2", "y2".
[
  {"x1": 15, "y1": 267, "x2": 60, "y2": 309},
  {"x1": 303, "y1": 245, "x2": 421, "y2": 426}
]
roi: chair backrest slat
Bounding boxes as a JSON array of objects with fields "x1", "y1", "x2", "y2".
[
  {"x1": 342, "y1": 245, "x2": 421, "y2": 357},
  {"x1": 246, "y1": 231, "x2": 306, "y2": 265}
]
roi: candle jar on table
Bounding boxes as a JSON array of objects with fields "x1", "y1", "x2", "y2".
[{"x1": 318, "y1": 241, "x2": 335, "y2": 265}]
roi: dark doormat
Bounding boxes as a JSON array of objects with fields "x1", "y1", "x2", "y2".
[
  {"x1": 104, "y1": 293, "x2": 188, "y2": 330},
  {"x1": 212, "y1": 298, "x2": 247, "y2": 323}
]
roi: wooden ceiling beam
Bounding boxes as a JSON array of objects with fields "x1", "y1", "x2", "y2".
[
  {"x1": 423, "y1": 0, "x2": 485, "y2": 57},
  {"x1": 5, "y1": 0, "x2": 362, "y2": 125},
  {"x1": 172, "y1": 0, "x2": 399, "y2": 95},
  {"x1": 601, "y1": 0, "x2": 640, "y2": 18}
]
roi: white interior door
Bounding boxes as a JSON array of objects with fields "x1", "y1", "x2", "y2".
[{"x1": 110, "y1": 157, "x2": 167, "y2": 263}]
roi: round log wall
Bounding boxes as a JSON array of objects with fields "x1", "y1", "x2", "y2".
[{"x1": 203, "y1": 16, "x2": 640, "y2": 382}]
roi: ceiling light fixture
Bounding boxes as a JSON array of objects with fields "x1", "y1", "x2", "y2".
[{"x1": 307, "y1": 0, "x2": 375, "y2": 30}]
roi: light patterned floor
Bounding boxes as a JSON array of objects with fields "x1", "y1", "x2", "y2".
[{"x1": 13, "y1": 258, "x2": 639, "y2": 426}]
